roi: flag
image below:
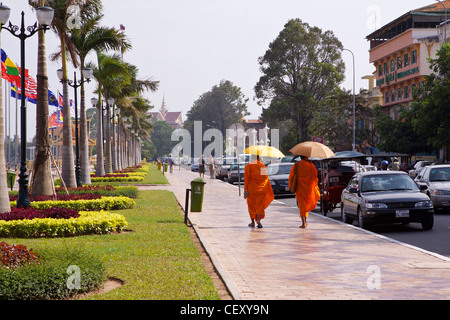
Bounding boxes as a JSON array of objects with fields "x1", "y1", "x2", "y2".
[
  {"x1": 120, "y1": 24, "x2": 125, "y2": 31},
  {"x1": 24, "y1": 70, "x2": 37, "y2": 104},
  {"x1": 48, "y1": 90, "x2": 59, "y2": 107},
  {"x1": 10, "y1": 70, "x2": 38, "y2": 104},
  {"x1": 58, "y1": 92, "x2": 63, "y2": 108},
  {"x1": 49, "y1": 112, "x2": 62, "y2": 128},
  {"x1": 1, "y1": 49, "x2": 21, "y2": 86}
]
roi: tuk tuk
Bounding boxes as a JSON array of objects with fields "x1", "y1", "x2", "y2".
[{"x1": 317, "y1": 151, "x2": 366, "y2": 216}]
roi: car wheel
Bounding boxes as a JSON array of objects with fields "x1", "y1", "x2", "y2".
[
  {"x1": 421, "y1": 215, "x2": 434, "y2": 230},
  {"x1": 342, "y1": 203, "x2": 353, "y2": 224},
  {"x1": 357, "y1": 207, "x2": 369, "y2": 229}
]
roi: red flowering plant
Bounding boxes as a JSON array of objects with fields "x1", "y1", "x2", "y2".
[
  {"x1": 0, "y1": 241, "x2": 40, "y2": 268},
  {"x1": 0, "y1": 207, "x2": 80, "y2": 221},
  {"x1": 9, "y1": 193, "x2": 102, "y2": 202}
]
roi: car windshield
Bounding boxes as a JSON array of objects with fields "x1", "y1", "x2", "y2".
[
  {"x1": 429, "y1": 167, "x2": 450, "y2": 182},
  {"x1": 267, "y1": 164, "x2": 293, "y2": 176},
  {"x1": 230, "y1": 164, "x2": 246, "y2": 170},
  {"x1": 361, "y1": 174, "x2": 419, "y2": 192}
]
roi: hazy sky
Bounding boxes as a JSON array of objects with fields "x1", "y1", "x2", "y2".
[{"x1": 1, "y1": 0, "x2": 439, "y2": 138}]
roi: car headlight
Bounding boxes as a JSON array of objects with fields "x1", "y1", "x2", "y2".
[
  {"x1": 365, "y1": 202, "x2": 388, "y2": 209},
  {"x1": 415, "y1": 200, "x2": 433, "y2": 208},
  {"x1": 433, "y1": 190, "x2": 450, "y2": 195},
  {"x1": 270, "y1": 180, "x2": 276, "y2": 186}
]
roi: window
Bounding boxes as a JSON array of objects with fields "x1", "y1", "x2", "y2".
[
  {"x1": 404, "y1": 53, "x2": 410, "y2": 67},
  {"x1": 404, "y1": 85, "x2": 409, "y2": 99},
  {"x1": 391, "y1": 90, "x2": 395, "y2": 102},
  {"x1": 411, "y1": 50, "x2": 417, "y2": 64},
  {"x1": 384, "y1": 62, "x2": 388, "y2": 75},
  {"x1": 397, "y1": 87, "x2": 402, "y2": 100},
  {"x1": 385, "y1": 91, "x2": 389, "y2": 104},
  {"x1": 390, "y1": 59, "x2": 395, "y2": 72},
  {"x1": 378, "y1": 64, "x2": 383, "y2": 77},
  {"x1": 412, "y1": 83, "x2": 417, "y2": 95},
  {"x1": 397, "y1": 56, "x2": 402, "y2": 69}
]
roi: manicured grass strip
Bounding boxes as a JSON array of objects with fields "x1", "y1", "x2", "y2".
[{"x1": 0, "y1": 190, "x2": 219, "y2": 300}]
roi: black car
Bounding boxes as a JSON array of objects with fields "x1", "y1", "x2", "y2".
[
  {"x1": 341, "y1": 171, "x2": 434, "y2": 230},
  {"x1": 267, "y1": 162, "x2": 294, "y2": 196},
  {"x1": 227, "y1": 163, "x2": 247, "y2": 184}
]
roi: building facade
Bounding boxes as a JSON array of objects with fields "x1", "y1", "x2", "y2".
[
  {"x1": 367, "y1": 1, "x2": 450, "y2": 119},
  {"x1": 148, "y1": 96, "x2": 183, "y2": 129}
]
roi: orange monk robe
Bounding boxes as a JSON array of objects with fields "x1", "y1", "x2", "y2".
[
  {"x1": 244, "y1": 160, "x2": 274, "y2": 220},
  {"x1": 289, "y1": 161, "x2": 320, "y2": 218}
]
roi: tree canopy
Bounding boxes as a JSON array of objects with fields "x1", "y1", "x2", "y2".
[{"x1": 255, "y1": 18, "x2": 345, "y2": 145}]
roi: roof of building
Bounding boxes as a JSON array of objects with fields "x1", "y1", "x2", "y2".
[{"x1": 367, "y1": 0, "x2": 450, "y2": 47}]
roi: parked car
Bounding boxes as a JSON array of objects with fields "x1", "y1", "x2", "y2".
[
  {"x1": 415, "y1": 164, "x2": 450, "y2": 211},
  {"x1": 227, "y1": 163, "x2": 247, "y2": 184},
  {"x1": 408, "y1": 161, "x2": 433, "y2": 178},
  {"x1": 267, "y1": 163, "x2": 295, "y2": 196},
  {"x1": 216, "y1": 157, "x2": 237, "y2": 180},
  {"x1": 191, "y1": 158, "x2": 200, "y2": 172},
  {"x1": 341, "y1": 171, "x2": 434, "y2": 230}
]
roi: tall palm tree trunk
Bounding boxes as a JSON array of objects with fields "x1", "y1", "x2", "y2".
[
  {"x1": 95, "y1": 94, "x2": 105, "y2": 176},
  {"x1": 104, "y1": 103, "x2": 112, "y2": 173},
  {"x1": 0, "y1": 33, "x2": 11, "y2": 213},
  {"x1": 79, "y1": 77, "x2": 91, "y2": 184},
  {"x1": 60, "y1": 37, "x2": 76, "y2": 188},
  {"x1": 31, "y1": 10, "x2": 54, "y2": 197}
]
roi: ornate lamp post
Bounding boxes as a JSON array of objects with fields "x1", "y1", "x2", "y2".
[
  {"x1": 0, "y1": 5, "x2": 54, "y2": 208},
  {"x1": 57, "y1": 67, "x2": 93, "y2": 187}
]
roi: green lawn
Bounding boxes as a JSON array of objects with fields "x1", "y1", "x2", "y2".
[{"x1": 1, "y1": 165, "x2": 220, "y2": 300}]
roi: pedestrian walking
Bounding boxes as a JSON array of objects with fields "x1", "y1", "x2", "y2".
[
  {"x1": 289, "y1": 156, "x2": 320, "y2": 228},
  {"x1": 244, "y1": 155, "x2": 274, "y2": 228},
  {"x1": 199, "y1": 154, "x2": 206, "y2": 178},
  {"x1": 168, "y1": 154, "x2": 174, "y2": 173},
  {"x1": 208, "y1": 155, "x2": 215, "y2": 179}
]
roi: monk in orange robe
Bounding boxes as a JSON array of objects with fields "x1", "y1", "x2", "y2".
[
  {"x1": 289, "y1": 156, "x2": 320, "y2": 228},
  {"x1": 244, "y1": 156, "x2": 274, "y2": 228}
]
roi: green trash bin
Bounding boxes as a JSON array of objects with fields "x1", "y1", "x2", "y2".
[
  {"x1": 7, "y1": 171, "x2": 16, "y2": 191},
  {"x1": 163, "y1": 164, "x2": 168, "y2": 172},
  {"x1": 190, "y1": 178, "x2": 206, "y2": 212}
]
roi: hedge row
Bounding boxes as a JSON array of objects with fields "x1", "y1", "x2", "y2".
[
  {"x1": 0, "y1": 210, "x2": 128, "y2": 238},
  {"x1": 10, "y1": 196, "x2": 135, "y2": 211}
]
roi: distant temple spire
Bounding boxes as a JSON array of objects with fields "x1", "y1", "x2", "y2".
[{"x1": 160, "y1": 94, "x2": 168, "y2": 116}]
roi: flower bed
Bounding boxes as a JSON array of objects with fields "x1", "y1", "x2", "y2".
[
  {"x1": 0, "y1": 210, "x2": 128, "y2": 238},
  {"x1": 10, "y1": 196, "x2": 135, "y2": 211},
  {"x1": 0, "y1": 207, "x2": 79, "y2": 221},
  {"x1": 9, "y1": 193, "x2": 102, "y2": 202}
]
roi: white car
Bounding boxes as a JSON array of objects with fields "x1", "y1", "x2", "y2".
[
  {"x1": 415, "y1": 164, "x2": 450, "y2": 210},
  {"x1": 409, "y1": 161, "x2": 433, "y2": 178}
]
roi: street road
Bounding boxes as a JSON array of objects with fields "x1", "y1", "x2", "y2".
[{"x1": 275, "y1": 195, "x2": 450, "y2": 259}]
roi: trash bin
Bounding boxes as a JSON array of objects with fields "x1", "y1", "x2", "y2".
[
  {"x1": 190, "y1": 178, "x2": 206, "y2": 212},
  {"x1": 7, "y1": 171, "x2": 16, "y2": 191},
  {"x1": 157, "y1": 162, "x2": 162, "y2": 170},
  {"x1": 163, "y1": 164, "x2": 168, "y2": 172}
]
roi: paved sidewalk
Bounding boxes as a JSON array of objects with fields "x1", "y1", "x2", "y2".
[{"x1": 140, "y1": 166, "x2": 450, "y2": 300}]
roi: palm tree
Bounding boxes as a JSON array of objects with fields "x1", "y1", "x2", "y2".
[
  {"x1": 29, "y1": 0, "x2": 54, "y2": 197},
  {"x1": 41, "y1": 0, "x2": 101, "y2": 188},
  {"x1": 70, "y1": 12, "x2": 131, "y2": 182},
  {"x1": 89, "y1": 52, "x2": 131, "y2": 175}
]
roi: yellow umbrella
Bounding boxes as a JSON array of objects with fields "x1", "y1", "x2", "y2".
[
  {"x1": 245, "y1": 145, "x2": 285, "y2": 158},
  {"x1": 289, "y1": 141, "x2": 335, "y2": 159}
]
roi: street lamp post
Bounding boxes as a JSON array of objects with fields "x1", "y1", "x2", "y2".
[
  {"x1": 57, "y1": 68, "x2": 92, "y2": 187},
  {"x1": 340, "y1": 47, "x2": 356, "y2": 152},
  {"x1": 437, "y1": 0, "x2": 447, "y2": 44},
  {"x1": 0, "y1": 6, "x2": 54, "y2": 208}
]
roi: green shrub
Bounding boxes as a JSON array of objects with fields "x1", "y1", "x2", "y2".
[
  {"x1": 0, "y1": 211, "x2": 128, "y2": 238},
  {"x1": 0, "y1": 249, "x2": 106, "y2": 300},
  {"x1": 10, "y1": 196, "x2": 135, "y2": 211}
]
